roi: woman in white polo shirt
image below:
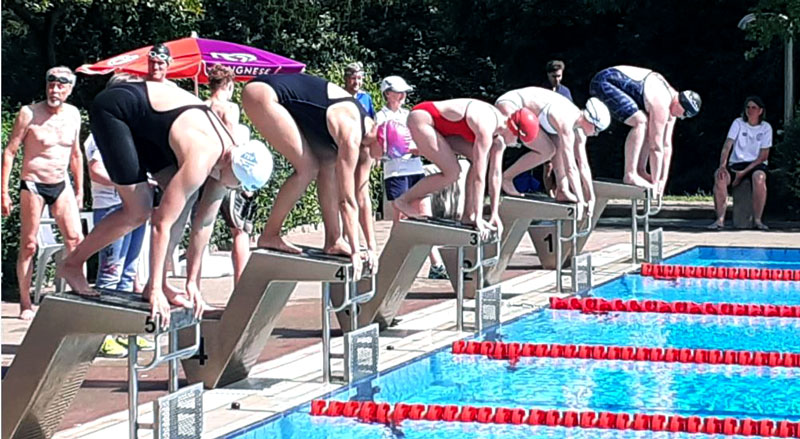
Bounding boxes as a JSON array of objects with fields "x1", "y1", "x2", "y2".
[
  {"x1": 377, "y1": 76, "x2": 447, "y2": 279},
  {"x1": 709, "y1": 96, "x2": 772, "y2": 230}
]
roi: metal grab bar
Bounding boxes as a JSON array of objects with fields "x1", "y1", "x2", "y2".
[
  {"x1": 559, "y1": 214, "x2": 593, "y2": 241},
  {"x1": 134, "y1": 324, "x2": 201, "y2": 372},
  {"x1": 461, "y1": 234, "x2": 501, "y2": 273}
]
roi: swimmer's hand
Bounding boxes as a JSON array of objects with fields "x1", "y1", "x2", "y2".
[
  {"x1": 1, "y1": 193, "x2": 12, "y2": 217},
  {"x1": 351, "y1": 253, "x2": 363, "y2": 281},
  {"x1": 362, "y1": 250, "x2": 378, "y2": 276},
  {"x1": 185, "y1": 281, "x2": 206, "y2": 319},
  {"x1": 147, "y1": 287, "x2": 171, "y2": 329},
  {"x1": 488, "y1": 213, "x2": 503, "y2": 239}
]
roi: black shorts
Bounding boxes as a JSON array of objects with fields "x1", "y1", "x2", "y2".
[
  {"x1": 727, "y1": 161, "x2": 768, "y2": 184},
  {"x1": 384, "y1": 174, "x2": 424, "y2": 201}
]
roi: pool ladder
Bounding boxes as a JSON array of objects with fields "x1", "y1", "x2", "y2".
[
  {"x1": 457, "y1": 235, "x2": 502, "y2": 333},
  {"x1": 632, "y1": 189, "x2": 664, "y2": 264}
]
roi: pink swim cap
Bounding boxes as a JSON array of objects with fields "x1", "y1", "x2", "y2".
[{"x1": 376, "y1": 120, "x2": 413, "y2": 159}]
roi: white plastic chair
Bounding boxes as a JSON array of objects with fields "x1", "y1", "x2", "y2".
[{"x1": 33, "y1": 209, "x2": 94, "y2": 304}]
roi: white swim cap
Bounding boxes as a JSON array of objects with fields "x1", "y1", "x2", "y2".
[
  {"x1": 231, "y1": 139, "x2": 273, "y2": 192},
  {"x1": 380, "y1": 76, "x2": 414, "y2": 94},
  {"x1": 234, "y1": 123, "x2": 251, "y2": 145},
  {"x1": 583, "y1": 97, "x2": 611, "y2": 132}
]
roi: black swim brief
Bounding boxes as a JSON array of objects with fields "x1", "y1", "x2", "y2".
[{"x1": 19, "y1": 180, "x2": 67, "y2": 206}]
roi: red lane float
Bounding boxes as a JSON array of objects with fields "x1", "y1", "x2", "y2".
[
  {"x1": 451, "y1": 340, "x2": 800, "y2": 368},
  {"x1": 549, "y1": 296, "x2": 800, "y2": 319},
  {"x1": 640, "y1": 263, "x2": 800, "y2": 281},
  {"x1": 310, "y1": 400, "x2": 800, "y2": 437}
]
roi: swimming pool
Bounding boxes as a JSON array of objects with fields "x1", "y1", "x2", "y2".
[{"x1": 223, "y1": 246, "x2": 800, "y2": 439}]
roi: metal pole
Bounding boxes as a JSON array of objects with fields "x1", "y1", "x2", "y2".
[
  {"x1": 631, "y1": 199, "x2": 638, "y2": 263},
  {"x1": 571, "y1": 216, "x2": 578, "y2": 292},
  {"x1": 644, "y1": 193, "x2": 651, "y2": 262},
  {"x1": 785, "y1": 35, "x2": 794, "y2": 124},
  {"x1": 349, "y1": 280, "x2": 358, "y2": 331},
  {"x1": 456, "y1": 247, "x2": 464, "y2": 332},
  {"x1": 322, "y1": 283, "x2": 331, "y2": 384},
  {"x1": 475, "y1": 245, "x2": 484, "y2": 333},
  {"x1": 555, "y1": 220, "x2": 563, "y2": 293},
  {"x1": 168, "y1": 331, "x2": 179, "y2": 393},
  {"x1": 128, "y1": 336, "x2": 139, "y2": 439}
]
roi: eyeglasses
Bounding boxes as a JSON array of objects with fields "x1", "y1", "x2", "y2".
[
  {"x1": 148, "y1": 51, "x2": 172, "y2": 63},
  {"x1": 47, "y1": 74, "x2": 73, "y2": 84}
]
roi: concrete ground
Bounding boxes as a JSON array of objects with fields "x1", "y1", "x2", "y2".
[{"x1": 2, "y1": 211, "x2": 799, "y2": 438}]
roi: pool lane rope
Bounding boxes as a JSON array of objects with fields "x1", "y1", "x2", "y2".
[
  {"x1": 550, "y1": 296, "x2": 800, "y2": 318},
  {"x1": 450, "y1": 340, "x2": 800, "y2": 368},
  {"x1": 640, "y1": 263, "x2": 800, "y2": 281},
  {"x1": 310, "y1": 400, "x2": 800, "y2": 436}
]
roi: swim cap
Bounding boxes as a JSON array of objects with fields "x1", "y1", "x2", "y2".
[
  {"x1": 231, "y1": 139, "x2": 273, "y2": 192},
  {"x1": 149, "y1": 43, "x2": 172, "y2": 63},
  {"x1": 507, "y1": 108, "x2": 540, "y2": 144},
  {"x1": 380, "y1": 76, "x2": 414, "y2": 94},
  {"x1": 583, "y1": 97, "x2": 611, "y2": 132},
  {"x1": 376, "y1": 120, "x2": 413, "y2": 159},
  {"x1": 678, "y1": 90, "x2": 702, "y2": 118}
]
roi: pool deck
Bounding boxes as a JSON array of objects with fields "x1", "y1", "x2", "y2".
[{"x1": 2, "y1": 217, "x2": 799, "y2": 439}]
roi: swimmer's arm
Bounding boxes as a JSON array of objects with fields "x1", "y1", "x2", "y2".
[
  {"x1": 147, "y1": 160, "x2": 210, "y2": 295},
  {"x1": 658, "y1": 117, "x2": 677, "y2": 191},
  {"x1": 2, "y1": 106, "x2": 32, "y2": 197},
  {"x1": 464, "y1": 129, "x2": 492, "y2": 224},
  {"x1": 573, "y1": 131, "x2": 594, "y2": 205},
  {"x1": 69, "y1": 113, "x2": 84, "y2": 203},
  {"x1": 355, "y1": 153, "x2": 377, "y2": 252},
  {"x1": 646, "y1": 110, "x2": 669, "y2": 186},
  {"x1": 336, "y1": 137, "x2": 362, "y2": 257},
  {"x1": 486, "y1": 136, "x2": 506, "y2": 216},
  {"x1": 558, "y1": 125, "x2": 584, "y2": 204},
  {"x1": 184, "y1": 179, "x2": 226, "y2": 290}
]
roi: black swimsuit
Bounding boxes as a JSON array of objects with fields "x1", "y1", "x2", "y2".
[
  {"x1": 89, "y1": 82, "x2": 229, "y2": 185},
  {"x1": 249, "y1": 73, "x2": 368, "y2": 152}
]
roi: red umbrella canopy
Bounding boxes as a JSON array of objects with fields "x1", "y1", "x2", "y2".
[{"x1": 77, "y1": 37, "x2": 305, "y2": 83}]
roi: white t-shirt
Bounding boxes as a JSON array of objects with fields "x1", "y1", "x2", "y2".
[
  {"x1": 84, "y1": 135, "x2": 122, "y2": 209},
  {"x1": 726, "y1": 118, "x2": 772, "y2": 164},
  {"x1": 376, "y1": 106, "x2": 425, "y2": 179}
]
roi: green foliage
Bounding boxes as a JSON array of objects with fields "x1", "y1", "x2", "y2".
[
  {"x1": 770, "y1": 109, "x2": 800, "y2": 215},
  {"x1": 740, "y1": 0, "x2": 800, "y2": 59},
  {"x1": 1, "y1": 100, "x2": 23, "y2": 297}
]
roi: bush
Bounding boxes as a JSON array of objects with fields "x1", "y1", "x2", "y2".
[
  {"x1": 769, "y1": 109, "x2": 800, "y2": 216},
  {"x1": 1, "y1": 100, "x2": 23, "y2": 299}
]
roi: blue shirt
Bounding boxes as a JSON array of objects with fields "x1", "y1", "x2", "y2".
[
  {"x1": 355, "y1": 91, "x2": 376, "y2": 118},
  {"x1": 545, "y1": 83, "x2": 573, "y2": 102}
]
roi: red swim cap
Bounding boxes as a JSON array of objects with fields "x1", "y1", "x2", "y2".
[{"x1": 507, "y1": 108, "x2": 540, "y2": 144}]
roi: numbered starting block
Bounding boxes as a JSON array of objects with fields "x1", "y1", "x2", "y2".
[{"x1": 2, "y1": 289, "x2": 201, "y2": 439}]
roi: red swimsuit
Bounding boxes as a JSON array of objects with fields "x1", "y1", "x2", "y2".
[{"x1": 412, "y1": 101, "x2": 476, "y2": 143}]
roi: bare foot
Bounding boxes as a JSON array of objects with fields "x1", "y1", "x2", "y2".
[
  {"x1": 501, "y1": 178, "x2": 522, "y2": 197},
  {"x1": 754, "y1": 221, "x2": 769, "y2": 231},
  {"x1": 706, "y1": 221, "x2": 724, "y2": 230},
  {"x1": 623, "y1": 174, "x2": 655, "y2": 190},
  {"x1": 324, "y1": 239, "x2": 351, "y2": 256},
  {"x1": 57, "y1": 261, "x2": 101, "y2": 297},
  {"x1": 257, "y1": 235, "x2": 302, "y2": 254},
  {"x1": 554, "y1": 187, "x2": 579, "y2": 203},
  {"x1": 19, "y1": 308, "x2": 35, "y2": 321},
  {"x1": 392, "y1": 198, "x2": 422, "y2": 220}
]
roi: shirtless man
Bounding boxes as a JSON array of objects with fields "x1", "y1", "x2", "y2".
[
  {"x1": 589, "y1": 65, "x2": 701, "y2": 194},
  {"x1": 395, "y1": 99, "x2": 540, "y2": 238},
  {"x1": 1, "y1": 66, "x2": 84, "y2": 320},
  {"x1": 495, "y1": 87, "x2": 611, "y2": 219}
]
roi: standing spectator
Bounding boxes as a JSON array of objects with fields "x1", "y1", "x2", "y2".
[
  {"x1": 344, "y1": 62, "x2": 376, "y2": 118},
  {"x1": 85, "y1": 133, "x2": 152, "y2": 357},
  {"x1": 708, "y1": 96, "x2": 772, "y2": 230},
  {"x1": 1, "y1": 66, "x2": 84, "y2": 320},
  {"x1": 544, "y1": 60, "x2": 573, "y2": 102},
  {"x1": 205, "y1": 64, "x2": 255, "y2": 285},
  {"x1": 376, "y1": 75, "x2": 448, "y2": 279}
]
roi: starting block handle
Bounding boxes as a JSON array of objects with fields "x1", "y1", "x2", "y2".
[
  {"x1": 134, "y1": 321, "x2": 201, "y2": 372},
  {"x1": 462, "y1": 235, "x2": 501, "y2": 273}
]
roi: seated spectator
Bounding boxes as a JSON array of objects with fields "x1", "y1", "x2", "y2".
[{"x1": 708, "y1": 96, "x2": 772, "y2": 230}]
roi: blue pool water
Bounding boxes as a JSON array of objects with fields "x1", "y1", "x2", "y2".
[
  {"x1": 665, "y1": 246, "x2": 800, "y2": 269},
  {"x1": 225, "y1": 247, "x2": 800, "y2": 439}
]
